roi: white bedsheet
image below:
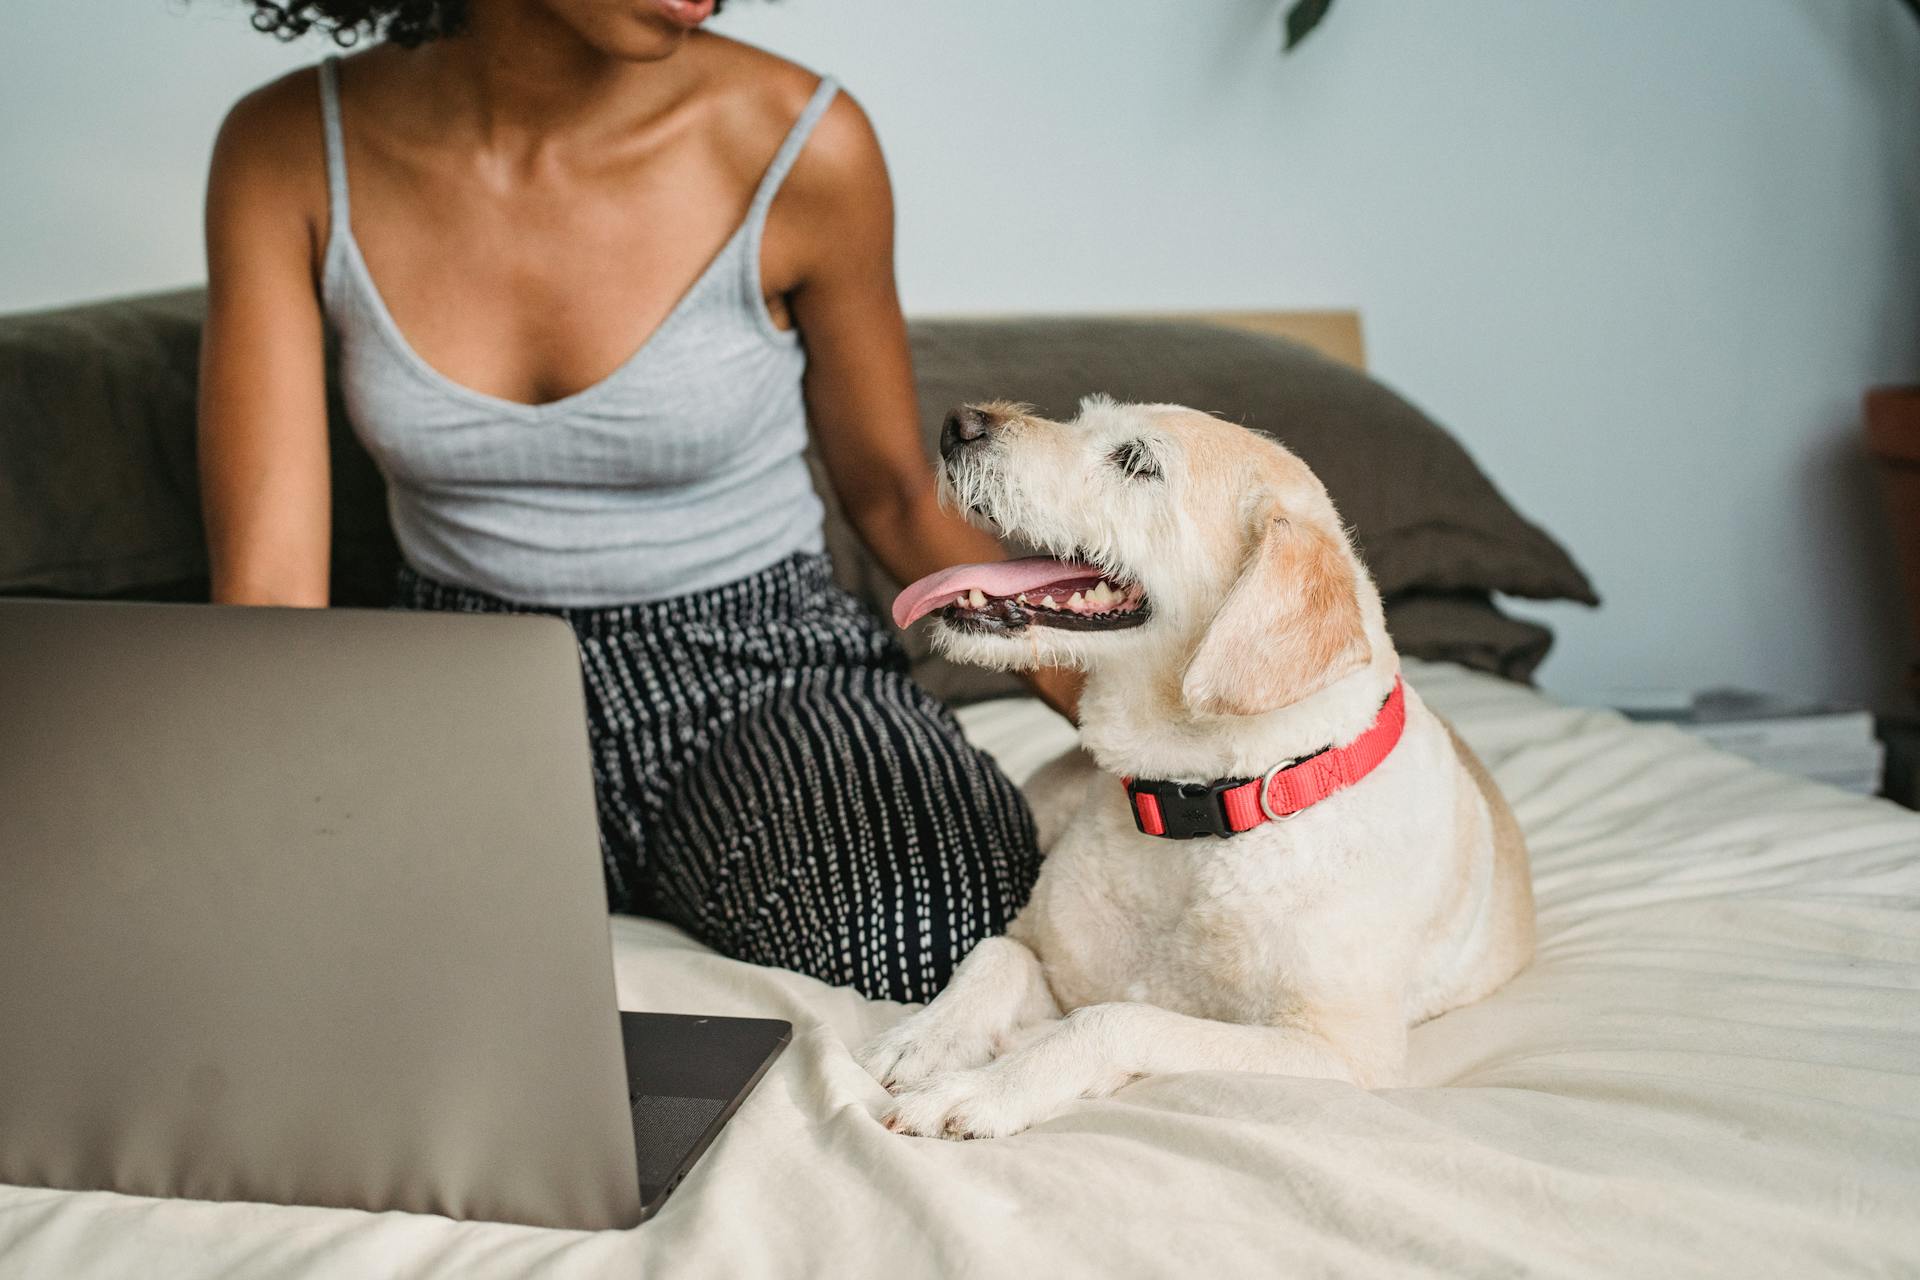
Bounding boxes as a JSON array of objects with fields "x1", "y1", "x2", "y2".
[{"x1": 3, "y1": 661, "x2": 1917, "y2": 1278}]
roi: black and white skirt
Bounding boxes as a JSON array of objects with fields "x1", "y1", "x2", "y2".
[{"x1": 397, "y1": 553, "x2": 1040, "y2": 1004}]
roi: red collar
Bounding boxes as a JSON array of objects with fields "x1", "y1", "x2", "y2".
[{"x1": 1123, "y1": 677, "x2": 1407, "y2": 839}]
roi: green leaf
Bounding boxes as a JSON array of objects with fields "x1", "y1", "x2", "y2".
[{"x1": 1284, "y1": 0, "x2": 1336, "y2": 51}]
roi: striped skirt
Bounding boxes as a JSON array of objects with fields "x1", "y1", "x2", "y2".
[{"x1": 397, "y1": 554, "x2": 1040, "y2": 1004}]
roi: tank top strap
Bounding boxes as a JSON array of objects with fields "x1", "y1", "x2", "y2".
[
  {"x1": 746, "y1": 75, "x2": 842, "y2": 223},
  {"x1": 738, "y1": 75, "x2": 839, "y2": 337},
  {"x1": 316, "y1": 57, "x2": 352, "y2": 252}
]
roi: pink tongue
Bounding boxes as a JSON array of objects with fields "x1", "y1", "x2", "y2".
[{"x1": 892, "y1": 557, "x2": 1102, "y2": 628}]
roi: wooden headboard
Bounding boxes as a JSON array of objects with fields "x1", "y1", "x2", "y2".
[
  {"x1": 925, "y1": 310, "x2": 1368, "y2": 372},
  {"x1": 1178, "y1": 311, "x2": 1367, "y2": 372}
]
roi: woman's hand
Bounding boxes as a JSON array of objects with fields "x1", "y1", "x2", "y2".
[{"x1": 771, "y1": 91, "x2": 1081, "y2": 723}]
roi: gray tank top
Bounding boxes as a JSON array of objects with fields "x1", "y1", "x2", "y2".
[{"x1": 316, "y1": 57, "x2": 836, "y2": 607}]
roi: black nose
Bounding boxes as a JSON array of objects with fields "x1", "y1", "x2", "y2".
[{"x1": 939, "y1": 405, "x2": 1000, "y2": 461}]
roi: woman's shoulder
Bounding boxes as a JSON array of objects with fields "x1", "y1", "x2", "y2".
[
  {"x1": 207, "y1": 64, "x2": 334, "y2": 244},
  {"x1": 696, "y1": 35, "x2": 885, "y2": 201},
  {"x1": 216, "y1": 62, "x2": 330, "y2": 161}
]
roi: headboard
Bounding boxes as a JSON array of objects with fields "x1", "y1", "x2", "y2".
[
  {"x1": 922, "y1": 310, "x2": 1368, "y2": 373},
  {"x1": 1183, "y1": 311, "x2": 1368, "y2": 372}
]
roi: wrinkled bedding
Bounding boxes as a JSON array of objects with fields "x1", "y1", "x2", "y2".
[{"x1": 3, "y1": 660, "x2": 1917, "y2": 1278}]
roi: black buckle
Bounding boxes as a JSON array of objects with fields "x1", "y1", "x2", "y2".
[{"x1": 1126, "y1": 776, "x2": 1252, "y2": 840}]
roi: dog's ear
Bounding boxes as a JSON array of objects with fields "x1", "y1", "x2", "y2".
[{"x1": 1180, "y1": 511, "x2": 1370, "y2": 717}]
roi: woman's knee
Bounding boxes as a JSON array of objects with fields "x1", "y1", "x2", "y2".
[{"x1": 651, "y1": 679, "x2": 1041, "y2": 999}]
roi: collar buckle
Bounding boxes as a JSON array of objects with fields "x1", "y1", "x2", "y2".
[{"x1": 1124, "y1": 776, "x2": 1251, "y2": 840}]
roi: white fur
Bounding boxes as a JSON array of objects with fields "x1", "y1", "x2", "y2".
[{"x1": 859, "y1": 401, "x2": 1535, "y2": 1139}]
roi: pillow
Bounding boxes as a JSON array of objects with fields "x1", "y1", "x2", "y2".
[
  {"x1": 1381, "y1": 590, "x2": 1554, "y2": 685},
  {"x1": 1, "y1": 296, "x2": 1588, "y2": 691},
  {"x1": 0, "y1": 290, "x2": 206, "y2": 596},
  {"x1": 817, "y1": 317, "x2": 1596, "y2": 700},
  {"x1": 0, "y1": 290, "x2": 397, "y2": 606}
]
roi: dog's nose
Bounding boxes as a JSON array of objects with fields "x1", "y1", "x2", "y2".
[{"x1": 939, "y1": 405, "x2": 1001, "y2": 461}]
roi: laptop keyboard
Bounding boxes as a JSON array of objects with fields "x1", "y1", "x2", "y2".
[{"x1": 630, "y1": 1094, "x2": 728, "y2": 1187}]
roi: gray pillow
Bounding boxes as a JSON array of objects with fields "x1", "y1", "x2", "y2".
[
  {"x1": 0, "y1": 289, "x2": 396, "y2": 606},
  {"x1": 0, "y1": 297, "x2": 1589, "y2": 691},
  {"x1": 818, "y1": 317, "x2": 1595, "y2": 699},
  {"x1": 1381, "y1": 591, "x2": 1555, "y2": 685},
  {"x1": 0, "y1": 290, "x2": 207, "y2": 596}
]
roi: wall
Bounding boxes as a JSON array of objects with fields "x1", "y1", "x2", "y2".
[{"x1": 3, "y1": 0, "x2": 1916, "y2": 708}]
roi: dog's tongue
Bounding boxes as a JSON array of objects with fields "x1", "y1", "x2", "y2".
[{"x1": 892, "y1": 557, "x2": 1103, "y2": 628}]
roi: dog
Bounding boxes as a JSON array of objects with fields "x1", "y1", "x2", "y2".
[{"x1": 857, "y1": 397, "x2": 1535, "y2": 1139}]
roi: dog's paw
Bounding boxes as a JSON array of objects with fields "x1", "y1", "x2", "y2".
[
  {"x1": 856, "y1": 1014, "x2": 997, "y2": 1093},
  {"x1": 880, "y1": 1066, "x2": 1068, "y2": 1140}
]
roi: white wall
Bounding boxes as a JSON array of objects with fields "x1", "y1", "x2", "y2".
[{"x1": 4, "y1": 0, "x2": 1917, "y2": 709}]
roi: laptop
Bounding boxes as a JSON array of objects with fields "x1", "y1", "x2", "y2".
[{"x1": 0, "y1": 598, "x2": 788, "y2": 1230}]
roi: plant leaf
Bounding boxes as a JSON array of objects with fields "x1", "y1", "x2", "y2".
[{"x1": 1284, "y1": 0, "x2": 1336, "y2": 51}]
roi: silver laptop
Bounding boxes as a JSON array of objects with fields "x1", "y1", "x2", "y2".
[{"x1": 0, "y1": 598, "x2": 788, "y2": 1230}]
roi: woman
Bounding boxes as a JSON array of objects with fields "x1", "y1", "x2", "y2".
[{"x1": 199, "y1": 0, "x2": 1074, "y2": 1003}]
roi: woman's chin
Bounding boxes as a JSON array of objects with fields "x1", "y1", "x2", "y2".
[
  {"x1": 592, "y1": 18, "x2": 700, "y2": 63},
  {"x1": 558, "y1": 0, "x2": 713, "y2": 62}
]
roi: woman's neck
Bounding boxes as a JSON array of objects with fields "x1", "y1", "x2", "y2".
[{"x1": 417, "y1": 4, "x2": 702, "y2": 149}]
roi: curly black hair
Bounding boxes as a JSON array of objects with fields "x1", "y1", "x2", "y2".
[
  {"x1": 250, "y1": 1, "x2": 468, "y2": 46},
  {"x1": 249, "y1": 1, "x2": 732, "y2": 48}
]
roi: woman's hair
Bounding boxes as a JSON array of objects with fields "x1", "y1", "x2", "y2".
[
  {"x1": 250, "y1": 1, "x2": 469, "y2": 46},
  {"x1": 249, "y1": 0, "x2": 729, "y2": 47}
]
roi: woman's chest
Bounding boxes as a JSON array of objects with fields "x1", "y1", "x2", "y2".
[{"x1": 342, "y1": 152, "x2": 797, "y2": 408}]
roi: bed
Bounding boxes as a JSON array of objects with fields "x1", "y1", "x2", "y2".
[
  {"x1": 2, "y1": 661, "x2": 1917, "y2": 1277},
  {"x1": 3, "y1": 301, "x2": 1918, "y2": 1275}
]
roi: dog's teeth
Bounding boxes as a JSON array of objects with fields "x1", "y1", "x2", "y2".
[
  {"x1": 968, "y1": 588, "x2": 987, "y2": 608},
  {"x1": 1017, "y1": 593, "x2": 1032, "y2": 605},
  {"x1": 1067, "y1": 591, "x2": 1086, "y2": 611},
  {"x1": 1040, "y1": 594, "x2": 1059, "y2": 611},
  {"x1": 1089, "y1": 581, "x2": 1114, "y2": 606}
]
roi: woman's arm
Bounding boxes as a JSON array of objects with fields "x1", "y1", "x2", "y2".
[
  {"x1": 198, "y1": 77, "x2": 335, "y2": 607},
  {"x1": 774, "y1": 94, "x2": 1082, "y2": 720}
]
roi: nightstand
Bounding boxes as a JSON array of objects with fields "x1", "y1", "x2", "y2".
[{"x1": 1878, "y1": 714, "x2": 1920, "y2": 810}]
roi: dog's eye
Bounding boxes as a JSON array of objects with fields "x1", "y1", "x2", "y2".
[{"x1": 1108, "y1": 440, "x2": 1161, "y2": 480}]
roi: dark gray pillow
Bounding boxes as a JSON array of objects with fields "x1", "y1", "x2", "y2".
[
  {"x1": 0, "y1": 290, "x2": 206, "y2": 596},
  {"x1": 1, "y1": 296, "x2": 1588, "y2": 692},
  {"x1": 818, "y1": 317, "x2": 1595, "y2": 700},
  {"x1": 0, "y1": 290, "x2": 397, "y2": 606},
  {"x1": 1382, "y1": 590, "x2": 1555, "y2": 684}
]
